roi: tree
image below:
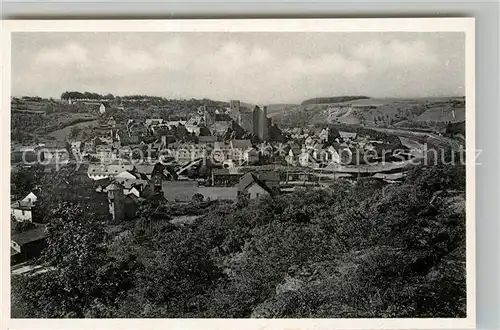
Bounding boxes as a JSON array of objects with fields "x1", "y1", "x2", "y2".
[
  {"x1": 70, "y1": 126, "x2": 82, "y2": 139},
  {"x1": 192, "y1": 193, "x2": 204, "y2": 204},
  {"x1": 11, "y1": 203, "x2": 138, "y2": 317}
]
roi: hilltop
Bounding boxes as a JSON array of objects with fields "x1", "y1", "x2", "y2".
[
  {"x1": 301, "y1": 96, "x2": 370, "y2": 106},
  {"x1": 272, "y1": 96, "x2": 465, "y2": 130}
]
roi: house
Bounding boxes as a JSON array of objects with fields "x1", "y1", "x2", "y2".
[
  {"x1": 310, "y1": 143, "x2": 325, "y2": 161},
  {"x1": 230, "y1": 139, "x2": 252, "y2": 150},
  {"x1": 134, "y1": 164, "x2": 156, "y2": 179},
  {"x1": 145, "y1": 118, "x2": 164, "y2": 127},
  {"x1": 118, "y1": 146, "x2": 132, "y2": 158},
  {"x1": 11, "y1": 200, "x2": 35, "y2": 222},
  {"x1": 83, "y1": 140, "x2": 95, "y2": 154},
  {"x1": 22, "y1": 192, "x2": 38, "y2": 204},
  {"x1": 99, "y1": 102, "x2": 111, "y2": 115},
  {"x1": 70, "y1": 141, "x2": 82, "y2": 156},
  {"x1": 95, "y1": 144, "x2": 115, "y2": 163},
  {"x1": 161, "y1": 180, "x2": 199, "y2": 202},
  {"x1": 326, "y1": 145, "x2": 341, "y2": 164},
  {"x1": 109, "y1": 177, "x2": 152, "y2": 198},
  {"x1": 339, "y1": 131, "x2": 358, "y2": 141},
  {"x1": 166, "y1": 120, "x2": 187, "y2": 129},
  {"x1": 87, "y1": 164, "x2": 135, "y2": 180},
  {"x1": 11, "y1": 192, "x2": 38, "y2": 222},
  {"x1": 244, "y1": 147, "x2": 259, "y2": 165},
  {"x1": 299, "y1": 149, "x2": 313, "y2": 167},
  {"x1": 185, "y1": 116, "x2": 202, "y2": 135},
  {"x1": 229, "y1": 139, "x2": 253, "y2": 164},
  {"x1": 11, "y1": 225, "x2": 47, "y2": 264},
  {"x1": 107, "y1": 116, "x2": 116, "y2": 128},
  {"x1": 211, "y1": 168, "x2": 243, "y2": 186},
  {"x1": 286, "y1": 143, "x2": 304, "y2": 166},
  {"x1": 212, "y1": 114, "x2": 233, "y2": 136},
  {"x1": 213, "y1": 142, "x2": 232, "y2": 162},
  {"x1": 115, "y1": 170, "x2": 141, "y2": 180},
  {"x1": 149, "y1": 163, "x2": 178, "y2": 193},
  {"x1": 237, "y1": 172, "x2": 273, "y2": 199}
]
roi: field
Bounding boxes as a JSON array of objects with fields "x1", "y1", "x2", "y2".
[
  {"x1": 11, "y1": 112, "x2": 99, "y2": 145},
  {"x1": 47, "y1": 119, "x2": 100, "y2": 142},
  {"x1": 270, "y1": 97, "x2": 465, "y2": 129}
]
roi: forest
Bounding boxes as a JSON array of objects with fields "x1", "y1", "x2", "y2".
[{"x1": 11, "y1": 156, "x2": 466, "y2": 318}]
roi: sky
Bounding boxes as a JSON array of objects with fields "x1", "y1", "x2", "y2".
[{"x1": 11, "y1": 32, "x2": 465, "y2": 104}]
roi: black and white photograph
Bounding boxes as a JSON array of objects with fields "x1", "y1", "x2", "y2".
[{"x1": 3, "y1": 18, "x2": 475, "y2": 328}]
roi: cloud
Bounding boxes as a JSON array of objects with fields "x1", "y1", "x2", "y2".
[
  {"x1": 352, "y1": 39, "x2": 439, "y2": 66},
  {"x1": 104, "y1": 45, "x2": 157, "y2": 72},
  {"x1": 285, "y1": 53, "x2": 367, "y2": 77},
  {"x1": 35, "y1": 43, "x2": 89, "y2": 66},
  {"x1": 15, "y1": 33, "x2": 464, "y2": 103}
]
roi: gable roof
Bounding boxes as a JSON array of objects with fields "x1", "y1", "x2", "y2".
[
  {"x1": 231, "y1": 139, "x2": 252, "y2": 150},
  {"x1": 115, "y1": 170, "x2": 139, "y2": 179},
  {"x1": 114, "y1": 177, "x2": 149, "y2": 189},
  {"x1": 199, "y1": 135, "x2": 217, "y2": 143},
  {"x1": 134, "y1": 164, "x2": 155, "y2": 175},
  {"x1": 339, "y1": 131, "x2": 358, "y2": 139},
  {"x1": 11, "y1": 200, "x2": 34, "y2": 211},
  {"x1": 105, "y1": 182, "x2": 124, "y2": 191},
  {"x1": 22, "y1": 192, "x2": 38, "y2": 203},
  {"x1": 88, "y1": 164, "x2": 134, "y2": 176},
  {"x1": 237, "y1": 172, "x2": 273, "y2": 194},
  {"x1": 11, "y1": 226, "x2": 47, "y2": 246}
]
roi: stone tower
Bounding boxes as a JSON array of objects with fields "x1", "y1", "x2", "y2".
[
  {"x1": 230, "y1": 100, "x2": 241, "y2": 125},
  {"x1": 253, "y1": 106, "x2": 261, "y2": 139},
  {"x1": 203, "y1": 105, "x2": 216, "y2": 132},
  {"x1": 107, "y1": 182, "x2": 125, "y2": 222},
  {"x1": 259, "y1": 106, "x2": 269, "y2": 141}
]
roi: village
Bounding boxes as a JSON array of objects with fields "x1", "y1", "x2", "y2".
[
  {"x1": 10, "y1": 95, "x2": 425, "y2": 267},
  {"x1": 7, "y1": 27, "x2": 471, "y2": 320}
]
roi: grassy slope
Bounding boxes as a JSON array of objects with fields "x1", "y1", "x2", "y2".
[{"x1": 273, "y1": 97, "x2": 465, "y2": 128}]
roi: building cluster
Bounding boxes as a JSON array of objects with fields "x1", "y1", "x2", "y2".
[
  {"x1": 10, "y1": 98, "x2": 419, "y2": 266},
  {"x1": 10, "y1": 192, "x2": 47, "y2": 265}
]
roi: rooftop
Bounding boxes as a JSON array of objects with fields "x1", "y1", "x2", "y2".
[{"x1": 11, "y1": 225, "x2": 47, "y2": 246}]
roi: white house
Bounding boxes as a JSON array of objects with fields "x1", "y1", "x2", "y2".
[
  {"x1": 22, "y1": 192, "x2": 38, "y2": 204},
  {"x1": 11, "y1": 201, "x2": 33, "y2": 222},
  {"x1": 339, "y1": 131, "x2": 358, "y2": 141},
  {"x1": 70, "y1": 141, "x2": 82, "y2": 156},
  {"x1": 11, "y1": 193, "x2": 38, "y2": 222},
  {"x1": 88, "y1": 164, "x2": 135, "y2": 180}
]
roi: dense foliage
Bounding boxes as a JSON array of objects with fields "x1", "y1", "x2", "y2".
[{"x1": 11, "y1": 163, "x2": 466, "y2": 318}]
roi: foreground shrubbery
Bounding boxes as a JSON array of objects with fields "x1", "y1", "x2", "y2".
[{"x1": 11, "y1": 163, "x2": 466, "y2": 318}]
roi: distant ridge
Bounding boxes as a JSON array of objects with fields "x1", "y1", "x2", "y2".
[{"x1": 301, "y1": 96, "x2": 370, "y2": 106}]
